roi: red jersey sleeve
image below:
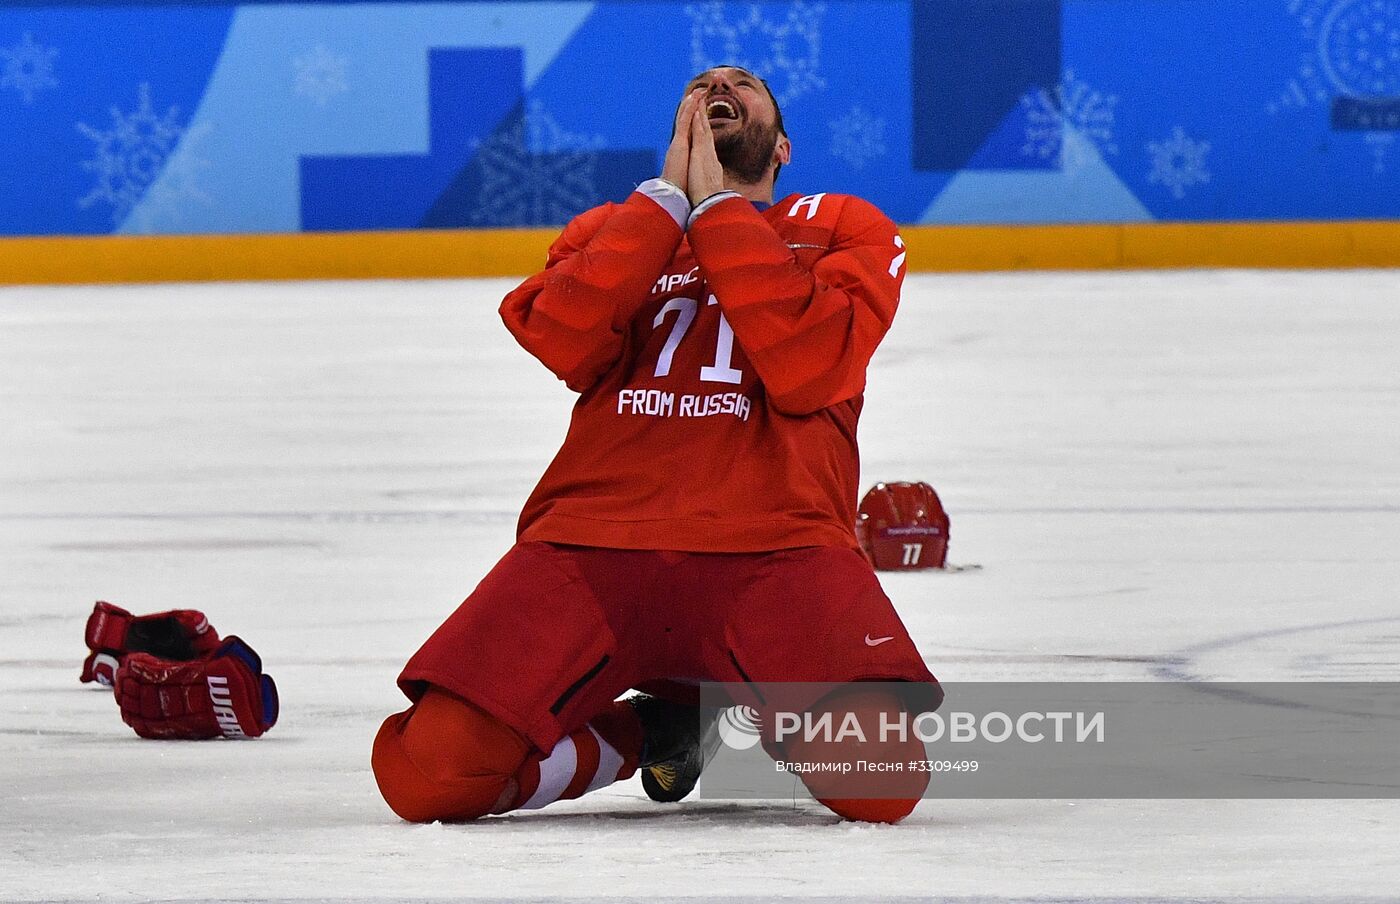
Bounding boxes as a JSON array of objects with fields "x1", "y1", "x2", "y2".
[
  {"x1": 500, "y1": 192, "x2": 685, "y2": 392},
  {"x1": 687, "y1": 194, "x2": 905, "y2": 415}
]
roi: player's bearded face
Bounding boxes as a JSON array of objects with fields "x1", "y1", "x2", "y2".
[
  {"x1": 685, "y1": 68, "x2": 783, "y2": 184},
  {"x1": 711, "y1": 111, "x2": 780, "y2": 184}
]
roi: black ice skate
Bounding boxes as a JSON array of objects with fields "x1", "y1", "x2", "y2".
[{"x1": 627, "y1": 693, "x2": 723, "y2": 803}]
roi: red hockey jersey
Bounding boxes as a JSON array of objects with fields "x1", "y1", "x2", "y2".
[{"x1": 499, "y1": 190, "x2": 907, "y2": 552}]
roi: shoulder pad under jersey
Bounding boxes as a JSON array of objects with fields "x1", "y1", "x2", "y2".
[{"x1": 770, "y1": 192, "x2": 896, "y2": 249}]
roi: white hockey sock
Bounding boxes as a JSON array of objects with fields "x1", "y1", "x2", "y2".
[{"x1": 516, "y1": 724, "x2": 631, "y2": 810}]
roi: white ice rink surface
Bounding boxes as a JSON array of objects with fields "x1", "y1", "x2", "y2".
[{"x1": 3, "y1": 269, "x2": 1400, "y2": 902}]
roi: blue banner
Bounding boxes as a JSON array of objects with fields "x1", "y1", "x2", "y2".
[{"x1": 1, "y1": 0, "x2": 1396, "y2": 235}]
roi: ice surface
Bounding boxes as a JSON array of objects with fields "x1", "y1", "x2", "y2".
[{"x1": 3, "y1": 270, "x2": 1400, "y2": 901}]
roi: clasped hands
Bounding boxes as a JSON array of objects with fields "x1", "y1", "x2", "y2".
[{"x1": 661, "y1": 88, "x2": 728, "y2": 207}]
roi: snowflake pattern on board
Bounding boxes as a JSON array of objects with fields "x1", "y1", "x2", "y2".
[
  {"x1": 1146, "y1": 127, "x2": 1212, "y2": 199},
  {"x1": 1272, "y1": 0, "x2": 1400, "y2": 173},
  {"x1": 294, "y1": 45, "x2": 349, "y2": 107},
  {"x1": 471, "y1": 100, "x2": 606, "y2": 227},
  {"x1": 1019, "y1": 68, "x2": 1119, "y2": 171},
  {"x1": 1273, "y1": 0, "x2": 1400, "y2": 111},
  {"x1": 1364, "y1": 131, "x2": 1396, "y2": 172},
  {"x1": 684, "y1": 2, "x2": 827, "y2": 105},
  {"x1": 828, "y1": 106, "x2": 886, "y2": 169},
  {"x1": 124, "y1": 122, "x2": 213, "y2": 234},
  {"x1": 1320, "y1": 0, "x2": 1400, "y2": 98},
  {"x1": 76, "y1": 84, "x2": 209, "y2": 229},
  {"x1": 520, "y1": 99, "x2": 606, "y2": 156},
  {"x1": 1, "y1": 32, "x2": 59, "y2": 104}
]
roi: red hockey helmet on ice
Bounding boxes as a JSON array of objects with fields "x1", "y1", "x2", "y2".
[{"x1": 856, "y1": 481, "x2": 950, "y2": 570}]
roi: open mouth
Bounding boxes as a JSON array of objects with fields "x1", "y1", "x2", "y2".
[{"x1": 706, "y1": 98, "x2": 740, "y2": 122}]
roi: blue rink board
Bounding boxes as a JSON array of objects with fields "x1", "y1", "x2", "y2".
[{"x1": 0, "y1": 0, "x2": 1397, "y2": 235}]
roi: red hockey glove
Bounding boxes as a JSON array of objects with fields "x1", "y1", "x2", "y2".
[
  {"x1": 80, "y1": 601, "x2": 221, "y2": 686},
  {"x1": 857, "y1": 481, "x2": 951, "y2": 570},
  {"x1": 114, "y1": 637, "x2": 279, "y2": 740}
]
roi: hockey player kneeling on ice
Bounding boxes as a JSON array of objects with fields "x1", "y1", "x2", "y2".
[
  {"x1": 372, "y1": 65, "x2": 940, "y2": 824},
  {"x1": 80, "y1": 601, "x2": 279, "y2": 740}
]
